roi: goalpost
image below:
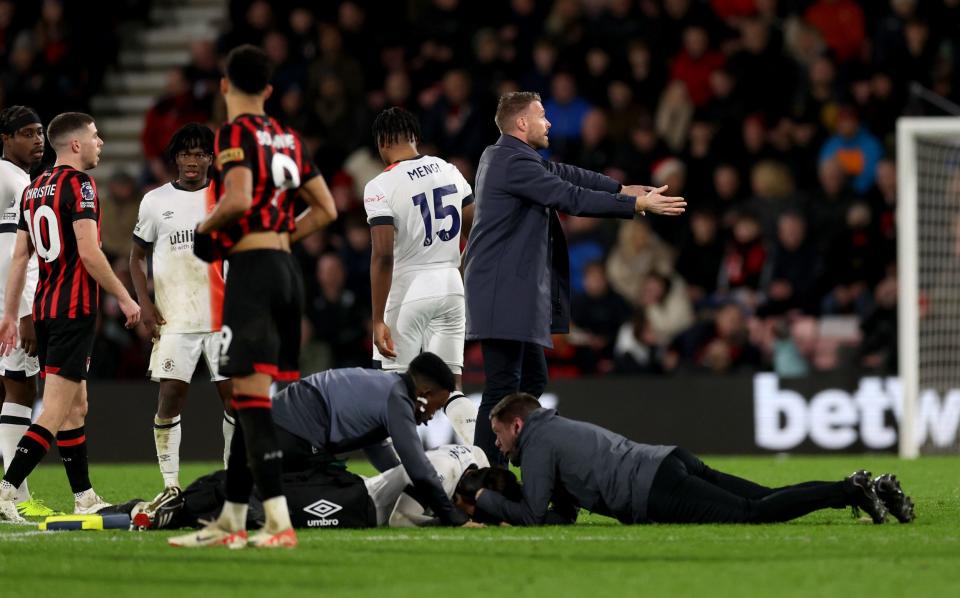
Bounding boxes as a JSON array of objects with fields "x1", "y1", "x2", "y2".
[{"x1": 897, "y1": 117, "x2": 960, "y2": 458}]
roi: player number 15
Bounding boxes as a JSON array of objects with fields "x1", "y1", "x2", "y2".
[{"x1": 411, "y1": 184, "x2": 460, "y2": 247}]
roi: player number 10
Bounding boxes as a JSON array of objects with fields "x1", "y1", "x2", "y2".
[{"x1": 411, "y1": 184, "x2": 460, "y2": 247}]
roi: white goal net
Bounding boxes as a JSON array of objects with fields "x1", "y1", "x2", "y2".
[{"x1": 897, "y1": 117, "x2": 960, "y2": 457}]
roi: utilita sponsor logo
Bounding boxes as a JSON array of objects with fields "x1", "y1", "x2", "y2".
[
  {"x1": 304, "y1": 498, "x2": 342, "y2": 527},
  {"x1": 754, "y1": 374, "x2": 960, "y2": 450}
]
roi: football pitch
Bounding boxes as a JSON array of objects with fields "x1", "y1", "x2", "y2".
[{"x1": 1, "y1": 456, "x2": 958, "y2": 597}]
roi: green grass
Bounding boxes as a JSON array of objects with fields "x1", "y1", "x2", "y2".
[{"x1": 1, "y1": 456, "x2": 959, "y2": 597}]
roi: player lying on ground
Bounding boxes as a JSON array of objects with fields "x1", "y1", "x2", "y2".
[
  {"x1": 169, "y1": 352, "x2": 478, "y2": 544},
  {"x1": 0, "y1": 112, "x2": 142, "y2": 523},
  {"x1": 364, "y1": 107, "x2": 476, "y2": 442},
  {"x1": 0, "y1": 105, "x2": 58, "y2": 518},
  {"x1": 462, "y1": 393, "x2": 915, "y2": 526},
  {"x1": 130, "y1": 123, "x2": 235, "y2": 516},
  {"x1": 130, "y1": 443, "x2": 494, "y2": 530}
]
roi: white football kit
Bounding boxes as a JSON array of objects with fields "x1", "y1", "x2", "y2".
[
  {"x1": 363, "y1": 155, "x2": 473, "y2": 373},
  {"x1": 0, "y1": 159, "x2": 39, "y2": 378},
  {"x1": 133, "y1": 182, "x2": 226, "y2": 383},
  {"x1": 363, "y1": 444, "x2": 489, "y2": 527}
]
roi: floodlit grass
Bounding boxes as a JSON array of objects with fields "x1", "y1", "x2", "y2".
[{"x1": 1, "y1": 455, "x2": 958, "y2": 597}]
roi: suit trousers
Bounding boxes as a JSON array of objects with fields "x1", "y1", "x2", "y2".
[{"x1": 475, "y1": 339, "x2": 548, "y2": 466}]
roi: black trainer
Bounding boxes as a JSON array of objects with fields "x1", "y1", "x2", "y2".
[
  {"x1": 874, "y1": 474, "x2": 916, "y2": 523},
  {"x1": 845, "y1": 470, "x2": 887, "y2": 524}
]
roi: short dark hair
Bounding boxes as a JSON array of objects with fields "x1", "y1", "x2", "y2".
[
  {"x1": 46, "y1": 112, "x2": 95, "y2": 148},
  {"x1": 164, "y1": 123, "x2": 215, "y2": 164},
  {"x1": 225, "y1": 44, "x2": 273, "y2": 95},
  {"x1": 371, "y1": 107, "x2": 421, "y2": 147},
  {"x1": 494, "y1": 91, "x2": 541, "y2": 133},
  {"x1": 408, "y1": 352, "x2": 455, "y2": 392},
  {"x1": 456, "y1": 466, "x2": 522, "y2": 504},
  {"x1": 490, "y1": 392, "x2": 541, "y2": 423}
]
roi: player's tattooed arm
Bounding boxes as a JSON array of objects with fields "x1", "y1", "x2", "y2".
[{"x1": 198, "y1": 167, "x2": 252, "y2": 233}]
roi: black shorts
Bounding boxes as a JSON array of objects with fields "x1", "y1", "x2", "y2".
[
  {"x1": 36, "y1": 316, "x2": 96, "y2": 381},
  {"x1": 219, "y1": 249, "x2": 303, "y2": 380}
]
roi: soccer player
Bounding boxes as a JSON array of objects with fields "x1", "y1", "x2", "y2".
[
  {"x1": 0, "y1": 105, "x2": 58, "y2": 518},
  {"x1": 366, "y1": 443, "x2": 489, "y2": 527},
  {"x1": 468, "y1": 393, "x2": 916, "y2": 526},
  {"x1": 0, "y1": 112, "x2": 141, "y2": 523},
  {"x1": 130, "y1": 123, "x2": 235, "y2": 514},
  {"x1": 363, "y1": 107, "x2": 477, "y2": 444},
  {"x1": 169, "y1": 45, "x2": 337, "y2": 548}
]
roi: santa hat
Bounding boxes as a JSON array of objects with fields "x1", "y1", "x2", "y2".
[{"x1": 652, "y1": 157, "x2": 686, "y2": 186}]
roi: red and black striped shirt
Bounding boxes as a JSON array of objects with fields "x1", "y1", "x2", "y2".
[
  {"x1": 210, "y1": 114, "x2": 319, "y2": 251},
  {"x1": 17, "y1": 165, "x2": 100, "y2": 320}
]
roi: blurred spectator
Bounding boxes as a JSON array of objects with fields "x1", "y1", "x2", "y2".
[
  {"x1": 566, "y1": 215, "x2": 608, "y2": 295},
  {"x1": 820, "y1": 202, "x2": 884, "y2": 318},
  {"x1": 338, "y1": 214, "x2": 372, "y2": 308},
  {"x1": 667, "y1": 303, "x2": 763, "y2": 373},
  {"x1": 183, "y1": 39, "x2": 220, "y2": 114},
  {"x1": 726, "y1": 17, "x2": 795, "y2": 119},
  {"x1": 576, "y1": 109, "x2": 615, "y2": 174},
  {"x1": 606, "y1": 219, "x2": 674, "y2": 308},
  {"x1": 743, "y1": 160, "x2": 799, "y2": 240},
  {"x1": 718, "y1": 211, "x2": 767, "y2": 304},
  {"x1": 421, "y1": 69, "x2": 490, "y2": 163},
  {"x1": 625, "y1": 40, "x2": 667, "y2": 112},
  {"x1": 615, "y1": 115, "x2": 669, "y2": 184},
  {"x1": 100, "y1": 171, "x2": 140, "y2": 261},
  {"x1": 808, "y1": 157, "x2": 855, "y2": 251},
  {"x1": 606, "y1": 81, "x2": 645, "y2": 144},
  {"x1": 708, "y1": 162, "x2": 747, "y2": 219},
  {"x1": 675, "y1": 210, "x2": 723, "y2": 304},
  {"x1": 218, "y1": 0, "x2": 273, "y2": 51},
  {"x1": 859, "y1": 275, "x2": 898, "y2": 374},
  {"x1": 308, "y1": 253, "x2": 369, "y2": 368},
  {"x1": 544, "y1": 72, "x2": 592, "y2": 160},
  {"x1": 670, "y1": 25, "x2": 725, "y2": 107},
  {"x1": 520, "y1": 38, "x2": 558, "y2": 98},
  {"x1": 759, "y1": 211, "x2": 821, "y2": 316},
  {"x1": 613, "y1": 310, "x2": 663, "y2": 374},
  {"x1": 570, "y1": 261, "x2": 631, "y2": 372},
  {"x1": 819, "y1": 106, "x2": 883, "y2": 196},
  {"x1": 804, "y1": 0, "x2": 865, "y2": 64},
  {"x1": 640, "y1": 272, "x2": 694, "y2": 345},
  {"x1": 655, "y1": 79, "x2": 693, "y2": 152}
]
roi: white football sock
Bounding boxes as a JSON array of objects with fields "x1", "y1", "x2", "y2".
[
  {"x1": 222, "y1": 412, "x2": 235, "y2": 470},
  {"x1": 218, "y1": 500, "x2": 248, "y2": 532},
  {"x1": 153, "y1": 415, "x2": 182, "y2": 489},
  {"x1": 0, "y1": 403, "x2": 32, "y2": 502},
  {"x1": 444, "y1": 393, "x2": 477, "y2": 446},
  {"x1": 262, "y1": 495, "x2": 292, "y2": 533}
]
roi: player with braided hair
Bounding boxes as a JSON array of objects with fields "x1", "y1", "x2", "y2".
[{"x1": 365, "y1": 107, "x2": 477, "y2": 446}]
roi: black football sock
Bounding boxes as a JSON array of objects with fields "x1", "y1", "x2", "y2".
[
  {"x1": 57, "y1": 427, "x2": 92, "y2": 494},
  {"x1": 2, "y1": 424, "x2": 54, "y2": 490},
  {"x1": 232, "y1": 395, "x2": 284, "y2": 501}
]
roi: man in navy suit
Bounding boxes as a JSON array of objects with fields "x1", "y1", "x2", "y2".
[{"x1": 463, "y1": 91, "x2": 685, "y2": 464}]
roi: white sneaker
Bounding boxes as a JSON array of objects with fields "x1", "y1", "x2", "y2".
[
  {"x1": 0, "y1": 483, "x2": 26, "y2": 524},
  {"x1": 168, "y1": 520, "x2": 248, "y2": 549},
  {"x1": 74, "y1": 489, "x2": 112, "y2": 515}
]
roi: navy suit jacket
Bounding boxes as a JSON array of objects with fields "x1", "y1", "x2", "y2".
[{"x1": 464, "y1": 134, "x2": 637, "y2": 347}]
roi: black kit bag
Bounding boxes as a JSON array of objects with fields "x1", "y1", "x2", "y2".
[{"x1": 283, "y1": 463, "x2": 377, "y2": 529}]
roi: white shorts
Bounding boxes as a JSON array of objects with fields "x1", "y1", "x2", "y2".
[
  {"x1": 373, "y1": 293, "x2": 465, "y2": 374},
  {"x1": 148, "y1": 332, "x2": 227, "y2": 383},
  {"x1": 0, "y1": 346, "x2": 40, "y2": 379}
]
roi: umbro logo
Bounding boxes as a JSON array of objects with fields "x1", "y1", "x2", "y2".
[
  {"x1": 303, "y1": 499, "x2": 342, "y2": 519},
  {"x1": 162, "y1": 211, "x2": 175, "y2": 220}
]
